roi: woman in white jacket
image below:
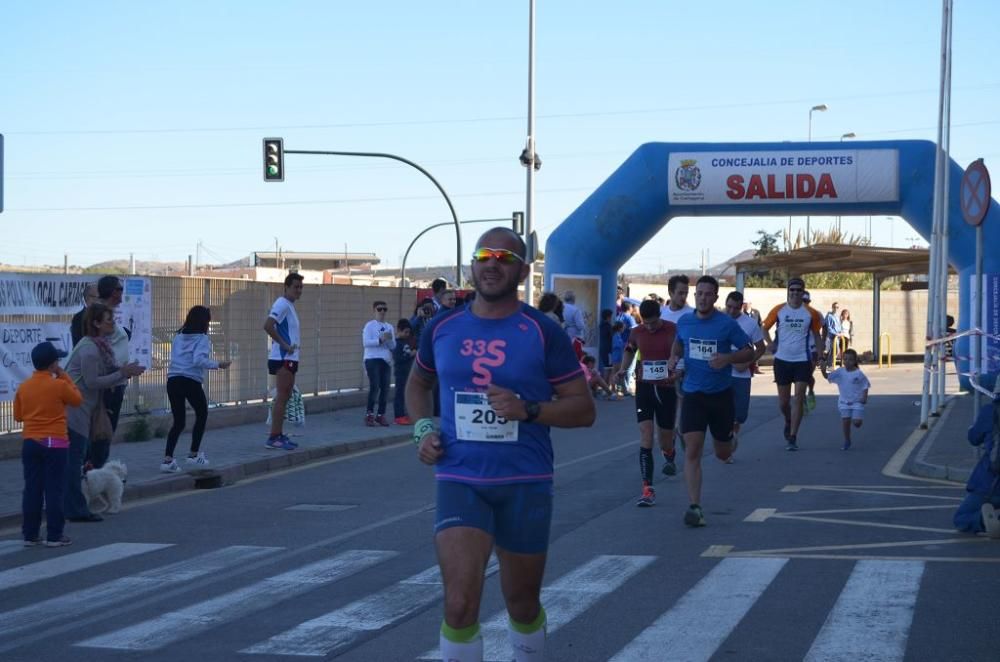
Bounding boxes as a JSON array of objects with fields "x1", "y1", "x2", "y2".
[{"x1": 161, "y1": 306, "x2": 230, "y2": 473}]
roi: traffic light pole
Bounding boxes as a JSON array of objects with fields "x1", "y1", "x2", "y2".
[
  {"x1": 397, "y1": 217, "x2": 510, "y2": 313},
  {"x1": 284, "y1": 149, "x2": 463, "y2": 287}
]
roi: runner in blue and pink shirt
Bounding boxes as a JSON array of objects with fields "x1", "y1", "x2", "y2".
[{"x1": 407, "y1": 226, "x2": 595, "y2": 662}]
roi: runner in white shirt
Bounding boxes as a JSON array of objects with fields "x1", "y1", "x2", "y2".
[
  {"x1": 660, "y1": 274, "x2": 694, "y2": 455},
  {"x1": 263, "y1": 273, "x2": 304, "y2": 450},
  {"x1": 820, "y1": 348, "x2": 871, "y2": 450},
  {"x1": 724, "y1": 291, "x2": 766, "y2": 462},
  {"x1": 762, "y1": 278, "x2": 822, "y2": 451}
]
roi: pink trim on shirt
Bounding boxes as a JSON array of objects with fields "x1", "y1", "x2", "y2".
[
  {"x1": 548, "y1": 366, "x2": 585, "y2": 384},
  {"x1": 430, "y1": 308, "x2": 465, "y2": 344},
  {"x1": 415, "y1": 355, "x2": 436, "y2": 373},
  {"x1": 519, "y1": 312, "x2": 546, "y2": 347},
  {"x1": 29, "y1": 437, "x2": 70, "y2": 449}
]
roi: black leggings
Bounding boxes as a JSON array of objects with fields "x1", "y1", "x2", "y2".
[{"x1": 165, "y1": 376, "x2": 208, "y2": 457}]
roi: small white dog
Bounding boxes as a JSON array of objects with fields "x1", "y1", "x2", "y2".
[{"x1": 82, "y1": 460, "x2": 128, "y2": 514}]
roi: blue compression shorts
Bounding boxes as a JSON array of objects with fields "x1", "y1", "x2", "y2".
[{"x1": 435, "y1": 480, "x2": 554, "y2": 554}]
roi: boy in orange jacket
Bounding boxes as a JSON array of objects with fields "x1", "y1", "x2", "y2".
[{"x1": 13, "y1": 341, "x2": 82, "y2": 547}]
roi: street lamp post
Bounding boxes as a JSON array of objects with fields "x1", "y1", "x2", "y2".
[
  {"x1": 806, "y1": 104, "x2": 828, "y2": 245},
  {"x1": 284, "y1": 148, "x2": 464, "y2": 287},
  {"x1": 836, "y1": 132, "x2": 855, "y2": 232},
  {"x1": 522, "y1": 0, "x2": 538, "y2": 305}
]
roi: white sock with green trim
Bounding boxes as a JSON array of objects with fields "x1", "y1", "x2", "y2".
[
  {"x1": 508, "y1": 606, "x2": 546, "y2": 662},
  {"x1": 440, "y1": 620, "x2": 482, "y2": 662}
]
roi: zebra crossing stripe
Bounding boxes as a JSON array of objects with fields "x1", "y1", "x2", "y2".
[
  {"x1": 803, "y1": 560, "x2": 924, "y2": 662},
  {"x1": 242, "y1": 559, "x2": 501, "y2": 657},
  {"x1": 0, "y1": 543, "x2": 172, "y2": 592},
  {"x1": 610, "y1": 557, "x2": 788, "y2": 662},
  {"x1": 0, "y1": 545, "x2": 277, "y2": 641},
  {"x1": 420, "y1": 554, "x2": 657, "y2": 661},
  {"x1": 0, "y1": 540, "x2": 27, "y2": 557},
  {"x1": 75, "y1": 549, "x2": 398, "y2": 651}
]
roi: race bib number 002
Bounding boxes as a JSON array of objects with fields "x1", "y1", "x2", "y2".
[
  {"x1": 642, "y1": 360, "x2": 669, "y2": 381},
  {"x1": 454, "y1": 392, "x2": 519, "y2": 442},
  {"x1": 689, "y1": 339, "x2": 718, "y2": 361}
]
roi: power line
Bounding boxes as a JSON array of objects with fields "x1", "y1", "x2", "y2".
[{"x1": 6, "y1": 82, "x2": 999, "y2": 137}]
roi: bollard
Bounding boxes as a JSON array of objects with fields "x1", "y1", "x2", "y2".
[{"x1": 878, "y1": 332, "x2": 892, "y2": 369}]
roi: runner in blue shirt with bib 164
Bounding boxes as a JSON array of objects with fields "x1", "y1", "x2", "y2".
[{"x1": 668, "y1": 275, "x2": 754, "y2": 528}]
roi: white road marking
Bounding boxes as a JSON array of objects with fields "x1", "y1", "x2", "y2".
[
  {"x1": 804, "y1": 560, "x2": 924, "y2": 662},
  {"x1": 242, "y1": 559, "x2": 500, "y2": 657},
  {"x1": 0, "y1": 543, "x2": 171, "y2": 592},
  {"x1": 769, "y1": 513, "x2": 956, "y2": 534},
  {"x1": 744, "y1": 508, "x2": 776, "y2": 522},
  {"x1": 0, "y1": 545, "x2": 277, "y2": 641},
  {"x1": 609, "y1": 557, "x2": 787, "y2": 662},
  {"x1": 419, "y1": 555, "x2": 656, "y2": 661},
  {"x1": 779, "y1": 504, "x2": 955, "y2": 516},
  {"x1": 75, "y1": 549, "x2": 397, "y2": 651},
  {"x1": 0, "y1": 540, "x2": 27, "y2": 557}
]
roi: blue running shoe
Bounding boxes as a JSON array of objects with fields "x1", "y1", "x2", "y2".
[
  {"x1": 266, "y1": 436, "x2": 293, "y2": 450},
  {"x1": 278, "y1": 434, "x2": 298, "y2": 449}
]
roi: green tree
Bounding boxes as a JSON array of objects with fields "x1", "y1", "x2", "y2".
[{"x1": 752, "y1": 229, "x2": 782, "y2": 257}]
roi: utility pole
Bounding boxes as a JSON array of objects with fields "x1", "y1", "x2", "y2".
[{"x1": 63, "y1": 253, "x2": 68, "y2": 274}]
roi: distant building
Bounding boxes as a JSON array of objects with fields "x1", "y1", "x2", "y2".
[{"x1": 253, "y1": 251, "x2": 380, "y2": 271}]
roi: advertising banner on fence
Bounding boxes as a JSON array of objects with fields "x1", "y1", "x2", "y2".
[
  {"x1": 0, "y1": 274, "x2": 152, "y2": 400},
  {"x1": 0, "y1": 323, "x2": 73, "y2": 400},
  {"x1": 0, "y1": 274, "x2": 95, "y2": 315},
  {"x1": 668, "y1": 149, "x2": 899, "y2": 206},
  {"x1": 970, "y1": 272, "x2": 1000, "y2": 376},
  {"x1": 117, "y1": 277, "x2": 153, "y2": 370}
]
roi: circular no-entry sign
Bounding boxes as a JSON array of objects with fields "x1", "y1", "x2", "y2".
[{"x1": 960, "y1": 158, "x2": 991, "y2": 227}]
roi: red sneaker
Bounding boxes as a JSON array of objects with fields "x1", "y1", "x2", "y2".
[
  {"x1": 374, "y1": 415, "x2": 391, "y2": 427},
  {"x1": 394, "y1": 416, "x2": 412, "y2": 425},
  {"x1": 364, "y1": 413, "x2": 375, "y2": 427}
]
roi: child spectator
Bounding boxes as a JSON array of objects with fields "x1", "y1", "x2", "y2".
[
  {"x1": 820, "y1": 348, "x2": 870, "y2": 450},
  {"x1": 393, "y1": 318, "x2": 416, "y2": 425},
  {"x1": 13, "y1": 342, "x2": 82, "y2": 547},
  {"x1": 582, "y1": 354, "x2": 618, "y2": 400},
  {"x1": 161, "y1": 306, "x2": 231, "y2": 473},
  {"x1": 953, "y1": 384, "x2": 1000, "y2": 537}
]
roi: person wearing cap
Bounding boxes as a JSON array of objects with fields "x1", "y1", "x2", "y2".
[
  {"x1": 13, "y1": 342, "x2": 83, "y2": 547},
  {"x1": 762, "y1": 278, "x2": 822, "y2": 450}
]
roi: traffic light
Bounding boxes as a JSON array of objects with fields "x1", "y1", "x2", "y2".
[
  {"x1": 263, "y1": 138, "x2": 284, "y2": 182},
  {"x1": 512, "y1": 211, "x2": 524, "y2": 235}
]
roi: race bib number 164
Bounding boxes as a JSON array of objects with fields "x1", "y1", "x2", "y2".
[{"x1": 689, "y1": 339, "x2": 718, "y2": 361}]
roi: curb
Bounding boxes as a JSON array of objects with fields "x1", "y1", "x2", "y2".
[
  {"x1": 0, "y1": 434, "x2": 411, "y2": 531},
  {"x1": 905, "y1": 395, "x2": 971, "y2": 484}
]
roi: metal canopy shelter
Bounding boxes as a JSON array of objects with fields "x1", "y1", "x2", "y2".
[{"x1": 734, "y1": 244, "x2": 956, "y2": 359}]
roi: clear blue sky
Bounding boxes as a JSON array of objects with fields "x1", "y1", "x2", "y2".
[{"x1": 2, "y1": 1, "x2": 998, "y2": 274}]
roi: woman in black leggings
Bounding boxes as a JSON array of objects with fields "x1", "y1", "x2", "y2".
[{"x1": 161, "y1": 306, "x2": 230, "y2": 473}]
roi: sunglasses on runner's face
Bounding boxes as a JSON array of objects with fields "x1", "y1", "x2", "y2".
[
  {"x1": 788, "y1": 288, "x2": 804, "y2": 293},
  {"x1": 472, "y1": 247, "x2": 525, "y2": 264},
  {"x1": 376, "y1": 307, "x2": 388, "y2": 312}
]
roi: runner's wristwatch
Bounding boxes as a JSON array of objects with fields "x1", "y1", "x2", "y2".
[{"x1": 523, "y1": 401, "x2": 540, "y2": 423}]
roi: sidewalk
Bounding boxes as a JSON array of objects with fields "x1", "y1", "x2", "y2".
[
  {"x1": 0, "y1": 406, "x2": 411, "y2": 530},
  {"x1": 906, "y1": 392, "x2": 982, "y2": 484}
]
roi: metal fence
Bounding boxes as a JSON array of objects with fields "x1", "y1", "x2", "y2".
[{"x1": 1, "y1": 276, "x2": 414, "y2": 434}]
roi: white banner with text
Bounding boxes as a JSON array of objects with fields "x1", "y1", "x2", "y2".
[{"x1": 668, "y1": 149, "x2": 899, "y2": 206}]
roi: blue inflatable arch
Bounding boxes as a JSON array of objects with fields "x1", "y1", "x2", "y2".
[{"x1": 544, "y1": 140, "x2": 1000, "y2": 385}]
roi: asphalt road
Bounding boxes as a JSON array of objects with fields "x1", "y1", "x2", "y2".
[{"x1": 1, "y1": 369, "x2": 997, "y2": 661}]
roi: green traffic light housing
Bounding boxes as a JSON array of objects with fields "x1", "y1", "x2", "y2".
[{"x1": 263, "y1": 138, "x2": 284, "y2": 182}]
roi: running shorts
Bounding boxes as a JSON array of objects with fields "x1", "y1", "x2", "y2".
[
  {"x1": 731, "y1": 378, "x2": 752, "y2": 425},
  {"x1": 268, "y1": 359, "x2": 299, "y2": 375},
  {"x1": 635, "y1": 381, "x2": 677, "y2": 429},
  {"x1": 681, "y1": 389, "x2": 734, "y2": 442},
  {"x1": 434, "y1": 480, "x2": 553, "y2": 554},
  {"x1": 773, "y1": 358, "x2": 813, "y2": 386}
]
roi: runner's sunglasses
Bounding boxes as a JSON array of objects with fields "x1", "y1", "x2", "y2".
[{"x1": 472, "y1": 247, "x2": 525, "y2": 264}]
